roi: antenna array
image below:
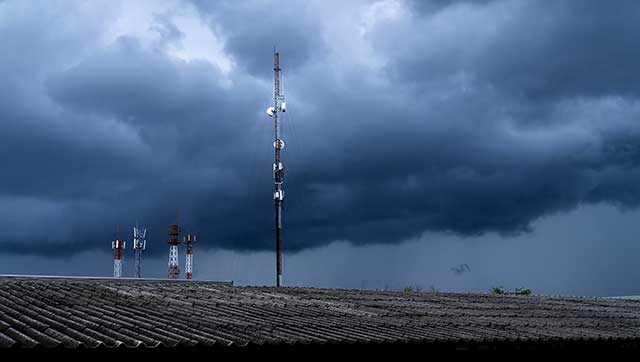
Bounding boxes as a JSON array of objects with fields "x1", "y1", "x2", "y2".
[{"x1": 132, "y1": 226, "x2": 146, "y2": 278}]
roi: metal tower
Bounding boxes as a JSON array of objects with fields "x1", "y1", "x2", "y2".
[
  {"x1": 132, "y1": 226, "x2": 146, "y2": 278},
  {"x1": 111, "y1": 225, "x2": 125, "y2": 278},
  {"x1": 266, "y1": 52, "x2": 286, "y2": 287},
  {"x1": 184, "y1": 233, "x2": 195, "y2": 279},
  {"x1": 167, "y1": 218, "x2": 180, "y2": 279}
]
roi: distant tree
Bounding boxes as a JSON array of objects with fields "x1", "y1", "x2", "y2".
[
  {"x1": 515, "y1": 288, "x2": 532, "y2": 296},
  {"x1": 492, "y1": 286, "x2": 532, "y2": 296},
  {"x1": 402, "y1": 285, "x2": 423, "y2": 293}
]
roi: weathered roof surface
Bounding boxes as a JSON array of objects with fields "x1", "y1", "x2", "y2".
[{"x1": 1, "y1": 276, "x2": 640, "y2": 350}]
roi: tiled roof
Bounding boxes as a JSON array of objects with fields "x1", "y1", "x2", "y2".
[{"x1": 1, "y1": 276, "x2": 640, "y2": 350}]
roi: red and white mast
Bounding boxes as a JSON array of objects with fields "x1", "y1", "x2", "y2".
[
  {"x1": 184, "y1": 234, "x2": 195, "y2": 279},
  {"x1": 111, "y1": 225, "x2": 125, "y2": 278},
  {"x1": 167, "y1": 213, "x2": 180, "y2": 279}
]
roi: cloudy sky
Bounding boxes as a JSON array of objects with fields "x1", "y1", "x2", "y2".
[{"x1": 1, "y1": 0, "x2": 640, "y2": 296}]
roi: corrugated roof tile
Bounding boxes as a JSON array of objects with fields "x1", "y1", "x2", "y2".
[
  {"x1": 0, "y1": 331, "x2": 16, "y2": 348},
  {"x1": 1, "y1": 276, "x2": 640, "y2": 349}
]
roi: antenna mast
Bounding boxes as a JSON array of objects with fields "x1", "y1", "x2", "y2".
[
  {"x1": 267, "y1": 51, "x2": 286, "y2": 287},
  {"x1": 167, "y1": 210, "x2": 181, "y2": 279},
  {"x1": 184, "y1": 233, "x2": 195, "y2": 279},
  {"x1": 132, "y1": 225, "x2": 146, "y2": 278},
  {"x1": 111, "y1": 224, "x2": 125, "y2": 278}
]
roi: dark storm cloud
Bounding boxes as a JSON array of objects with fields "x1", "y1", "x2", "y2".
[
  {"x1": 388, "y1": 0, "x2": 640, "y2": 100},
  {"x1": 2, "y1": 0, "x2": 640, "y2": 257}
]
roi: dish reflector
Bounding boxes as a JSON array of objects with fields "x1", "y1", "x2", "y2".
[{"x1": 274, "y1": 139, "x2": 285, "y2": 149}]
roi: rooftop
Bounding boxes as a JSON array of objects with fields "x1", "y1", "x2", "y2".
[{"x1": 1, "y1": 275, "x2": 640, "y2": 352}]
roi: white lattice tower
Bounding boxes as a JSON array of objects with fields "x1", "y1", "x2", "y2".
[
  {"x1": 167, "y1": 223, "x2": 180, "y2": 279},
  {"x1": 133, "y1": 226, "x2": 146, "y2": 278},
  {"x1": 185, "y1": 234, "x2": 195, "y2": 279}
]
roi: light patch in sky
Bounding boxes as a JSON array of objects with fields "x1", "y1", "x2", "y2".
[
  {"x1": 105, "y1": 0, "x2": 233, "y2": 74},
  {"x1": 361, "y1": 0, "x2": 408, "y2": 35},
  {"x1": 312, "y1": 1, "x2": 400, "y2": 71},
  {"x1": 165, "y1": 6, "x2": 234, "y2": 74}
]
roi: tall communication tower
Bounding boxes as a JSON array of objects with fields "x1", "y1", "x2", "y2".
[
  {"x1": 132, "y1": 225, "x2": 146, "y2": 278},
  {"x1": 266, "y1": 51, "x2": 286, "y2": 287},
  {"x1": 184, "y1": 233, "x2": 195, "y2": 279},
  {"x1": 167, "y1": 213, "x2": 181, "y2": 279},
  {"x1": 111, "y1": 225, "x2": 125, "y2": 278}
]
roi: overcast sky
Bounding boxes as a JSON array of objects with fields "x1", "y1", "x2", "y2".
[{"x1": 1, "y1": 0, "x2": 640, "y2": 296}]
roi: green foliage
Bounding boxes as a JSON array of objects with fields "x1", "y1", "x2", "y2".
[
  {"x1": 403, "y1": 285, "x2": 423, "y2": 293},
  {"x1": 515, "y1": 288, "x2": 532, "y2": 296},
  {"x1": 492, "y1": 286, "x2": 531, "y2": 296}
]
